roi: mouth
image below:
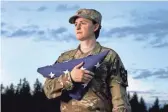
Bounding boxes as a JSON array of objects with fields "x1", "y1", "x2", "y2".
[{"x1": 77, "y1": 32, "x2": 82, "y2": 34}]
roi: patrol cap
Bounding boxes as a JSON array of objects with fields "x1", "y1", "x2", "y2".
[{"x1": 69, "y1": 8, "x2": 102, "y2": 25}]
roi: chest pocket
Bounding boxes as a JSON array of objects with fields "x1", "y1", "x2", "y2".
[
  {"x1": 90, "y1": 62, "x2": 111, "y2": 95},
  {"x1": 90, "y1": 62, "x2": 112, "y2": 112}
]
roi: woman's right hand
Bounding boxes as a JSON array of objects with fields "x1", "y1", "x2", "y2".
[{"x1": 70, "y1": 62, "x2": 94, "y2": 83}]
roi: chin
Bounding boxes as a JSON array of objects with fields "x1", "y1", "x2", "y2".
[{"x1": 76, "y1": 36, "x2": 85, "y2": 41}]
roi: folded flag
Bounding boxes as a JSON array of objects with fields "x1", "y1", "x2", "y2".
[{"x1": 37, "y1": 50, "x2": 109, "y2": 100}]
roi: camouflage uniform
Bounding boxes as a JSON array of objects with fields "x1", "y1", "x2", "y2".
[
  {"x1": 43, "y1": 42, "x2": 131, "y2": 112},
  {"x1": 43, "y1": 9, "x2": 131, "y2": 112}
]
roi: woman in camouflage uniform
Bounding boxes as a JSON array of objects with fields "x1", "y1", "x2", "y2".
[{"x1": 43, "y1": 8, "x2": 131, "y2": 112}]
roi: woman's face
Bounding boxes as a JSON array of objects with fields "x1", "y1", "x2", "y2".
[{"x1": 74, "y1": 17, "x2": 97, "y2": 41}]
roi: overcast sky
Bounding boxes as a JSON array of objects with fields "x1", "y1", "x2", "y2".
[{"x1": 1, "y1": 1, "x2": 168, "y2": 106}]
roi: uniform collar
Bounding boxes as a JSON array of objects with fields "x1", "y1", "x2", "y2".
[
  {"x1": 90, "y1": 41, "x2": 102, "y2": 55},
  {"x1": 60, "y1": 42, "x2": 102, "y2": 61},
  {"x1": 75, "y1": 41, "x2": 102, "y2": 56}
]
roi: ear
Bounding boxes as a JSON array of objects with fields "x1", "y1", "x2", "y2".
[{"x1": 93, "y1": 23, "x2": 100, "y2": 32}]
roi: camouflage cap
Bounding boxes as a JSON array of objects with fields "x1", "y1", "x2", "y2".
[{"x1": 69, "y1": 8, "x2": 102, "y2": 25}]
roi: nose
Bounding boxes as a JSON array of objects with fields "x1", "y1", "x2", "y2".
[{"x1": 76, "y1": 23, "x2": 81, "y2": 30}]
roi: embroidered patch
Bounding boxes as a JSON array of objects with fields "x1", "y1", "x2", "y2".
[{"x1": 120, "y1": 66, "x2": 127, "y2": 83}]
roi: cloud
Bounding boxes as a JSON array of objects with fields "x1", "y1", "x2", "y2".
[
  {"x1": 159, "y1": 100, "x2": 168, "y2": 105},
  {"x1": 7, "y1": 25, "x2": 39, "y2": 38},
  {"x1": 150, "y1": 95, "x2": 166, "y2": 98},
  {"x1": 1, "y1": 7, "x2": 6, "y2": 12},
  {"x1": 47, "y1": 28, "x2": 76, "y2": 41},
  {"x1": 37, "y1": 6, "x2": 47, "y2": 12},
  {"x1": 150, "y1": 95, "x2": 168, "y2": 105},
  {"x1": 130, "y1": 9, "x2": 168, "y2": 48},
  {"x1": 132, "y1": 67, "x2": 168, "y2": 79},
  {"x1": 19, "y1": 6, "x2": 47, "y2": 12},
  {"x1": 1, "y1": 23, "x2": 76, "y2": 41},
  {"x1": 130, "y1": 9, "x2": 168, "y2": 25},
  {"x1": 157, "y1": 75, "x2": 168, "y2": 79},
  {"x1": 105, "y1": 22, "x2": 168, "y2": 38},
  {"x1": 9, "y1": 29, "x2": 37, "y2": 37},
  {"x1": 101, "y1": 9, "x2": 168, "y2": 48},
  {"x1": 37, "y1": 30, "x2": 45, "y2": 36},
  {"x1": 151, "y1": 42, "x2": 168, "y2": 48},
  {"x1": 18, "y1": 4, "x2": 80, "y2": 12},
  {"x1": 129, "y1": 90, "x2": 168, "y2": 104},
  {"x1": 129, "y1": 90, "x2": 161, "y2": 95},
  {"x1": 1, "y1": 30, "x2": 8, "y2": 35},
  {"x1": 101, "y1": 22, "x2": 168, "y2": 44},
  {"x1": 50, "y1": 27, "x2": 67, "y2": 35},
  {"x1": 1, "y1": 22, "x2": 6, "y2": 27},
  {"x1": 1, "y1": 22, "x2": 10, "y2": 36},
  {"x1": 56, "y1": 4, "x2": 80, "y2": 11},
  {"x1": 19, "y1": 7, "x2": 31, "y2": 11},
  {"x1": 1, "y1": 24, "x2": 32, "y2": 38}
]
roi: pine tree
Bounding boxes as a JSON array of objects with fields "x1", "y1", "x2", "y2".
[
  {"x1": 16, "y1": 79, "x2": 22, "y2": 95},
  {"x1": 139, "y1": 97, "x2": 147, "y2": 112},
  {"x1": 148, "y1": 97, "x2": 160, "y2": 112},
  {"x1": 127, "y1": 92, "x2": 131, "y2": 101},
  {"x1": 33, "y1": 78, "x2": 43, "y2": 95},
  {"x1": 2, "y1": 83, "x2": 16, "y2": 112},
  {"x1": 32, "y1": 78, "x2": 47, "y2": 112},
  {"x1": 19, "y1": 78, "x2": 32, "y2": 112},
  {"x1": 5, "y1": 83, "x2": 15, "y2": 96},
  {"x1": 162, "y1": 104, "x2": 168, "y2": 112},
  {"x1": 20, "y1": 78, "x2": 31, "y2": 96},
  {"x1": 1, "y1": 84, "x2": 5, "y2": 94},
  {"x1": 130, "y1": 92, "x2": 141, "y2": 112}
]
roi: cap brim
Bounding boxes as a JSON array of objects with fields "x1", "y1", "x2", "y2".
[
  {"x1": 69, "y1": 15, "x2": 80, "y2": 24},
  {"x1": 69, "y1": 15, "x2": 91, "y2": 24}
]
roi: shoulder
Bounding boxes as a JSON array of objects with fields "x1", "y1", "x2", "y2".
[
  {"x1": 101, "y1": 47, "x2": 128, "y2": 87},
  {"x1": 60, "y1": 49, "x2": 77, "y2": 56},
  {"x1": 56, "y1": 49, "x2": 77, "y2": 63},
  {"x1": 101, "y1": 46, "x2": 120, "y2": 61}
]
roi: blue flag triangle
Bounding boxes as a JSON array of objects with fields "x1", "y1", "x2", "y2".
[{"x1": 37, "y1": 50, "x2": 109, "y2": 100}]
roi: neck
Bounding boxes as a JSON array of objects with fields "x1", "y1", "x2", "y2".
[{"x1": 79, "y1": 37, "x2": 96, "y2": 53}]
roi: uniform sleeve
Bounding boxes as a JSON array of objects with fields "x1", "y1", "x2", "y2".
[
  {"x1": 43, "y1": 55, "x2": 74, "y2": 99},
  {"x1": 108, "y1": 53, "x2": 131, "y2": 112}
]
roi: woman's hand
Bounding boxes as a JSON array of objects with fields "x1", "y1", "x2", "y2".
[{"x1": 70, "y1": 62, "x2": 94, "y2": 83}]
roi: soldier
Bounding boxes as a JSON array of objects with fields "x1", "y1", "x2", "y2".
[{"x1": 43, "y1": 8, "x2": 131, "y2": 112}]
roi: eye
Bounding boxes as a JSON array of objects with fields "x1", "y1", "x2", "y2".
[{"x1": 81, "y1": 22, "x2": 86, "y2": 25}]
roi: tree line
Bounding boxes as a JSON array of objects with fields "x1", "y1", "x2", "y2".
[{"x1": 1, "y1": 78, "x2": 168, "y2": 112}]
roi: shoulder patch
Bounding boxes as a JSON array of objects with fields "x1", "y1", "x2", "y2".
[{"x1": 120, "y1": 66, "x2": 128, "y2": 83}]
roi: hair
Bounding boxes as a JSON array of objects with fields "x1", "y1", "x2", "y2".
[{"x1": 92, "y1": 20, "x2": 101, "y2": 39}]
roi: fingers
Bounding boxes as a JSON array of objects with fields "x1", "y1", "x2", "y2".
[
  {"x1": 84, "y1": 74, "x2": 93, "y2": 80},
  {"x1": 84, "y1": 70, "x2": 95, "y2": 76},
  {"x1": 83, "y1": 70, "x2": 94, "y2": 83},
  {"x1": 82, "y1": 74, "x2": 93, "y2": 83},
  {"x1": 75, "y1": 62, "x2": 84, "y2": 69}
]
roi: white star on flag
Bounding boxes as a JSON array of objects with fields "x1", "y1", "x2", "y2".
[
  {"x1": 82, "y1": 83, "x2": 88, "y2": 88},
  {"x1": 49, "y1": 72, "x2": 55, "y2": 78},
  {"x1": 80, "y1": 66, "x2": 86, "y2": 70},
  {"x1": 95, "y1": 62, "x2": 101, "y2": 69},
  {"x1": 63, "y1": 60, "x2": 69, "y2": 63},
  {"x1": 63, "y1": 69, "x2": 69, "y2": 74}
]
